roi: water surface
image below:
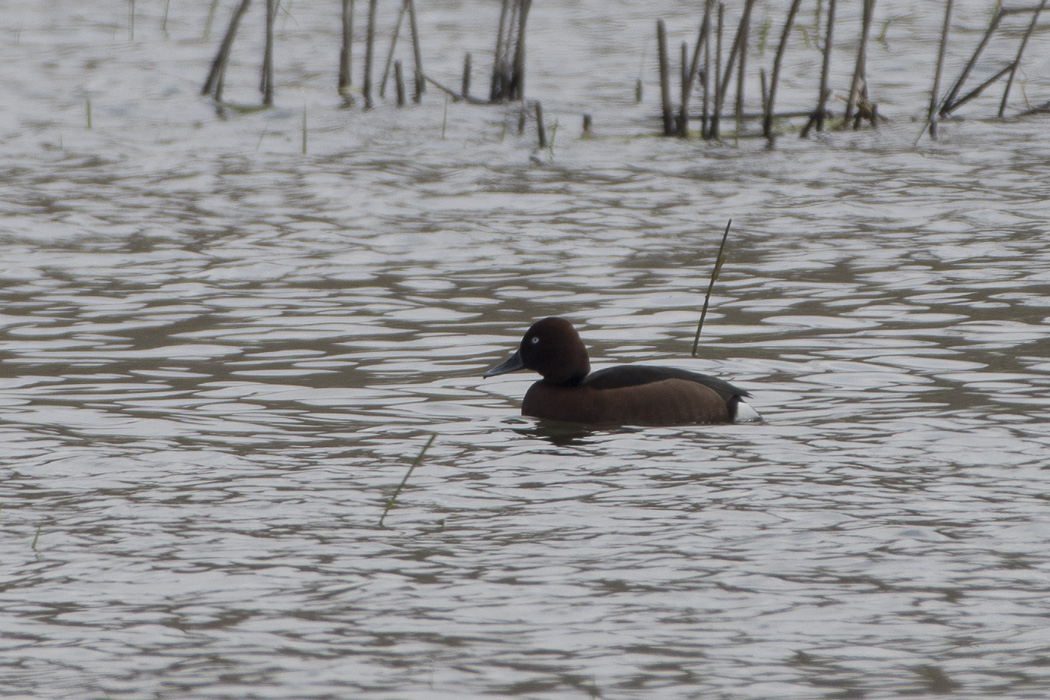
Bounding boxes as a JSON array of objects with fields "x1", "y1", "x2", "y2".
[{"x1": 2, "y1": 1, "x2": 1050, "y2": 698}]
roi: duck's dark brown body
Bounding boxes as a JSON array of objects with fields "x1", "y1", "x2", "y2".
[{"x1": 484, "y1": 318, "x2": 749, "y2": 426}]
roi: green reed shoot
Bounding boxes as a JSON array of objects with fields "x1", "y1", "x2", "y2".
[
  {"x1": 301, "y1": 106, "x2": 308, "y2": 155},
  {"x1": 692, "y1": 219, "x2": 732, "y2": 357},
  {"x1": 31, "y1": 525, "x2": 41, "y2": 551},
  {"x1": 379, "y1": 433, "x2": 437, "y2": 527}
]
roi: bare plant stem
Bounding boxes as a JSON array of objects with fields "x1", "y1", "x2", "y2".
[
  {"x1": 692, "y1": 219, "x2": 733, "y2": 357},
  {"x1": 379, "y1": 434, "x2": 437, "y2": 528}
]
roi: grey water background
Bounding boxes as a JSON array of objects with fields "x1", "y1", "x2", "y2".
[{"x1": 3, "y1": 0, "x2": 1050, "y2": 698}]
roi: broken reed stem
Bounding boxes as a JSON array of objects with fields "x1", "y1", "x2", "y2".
[
  {"x1": 927, "y1": 0, "x2": 953, "y2": 139},
  {"x1": 714, "y1": 0, "x2": 755, "y2": 137},
  {"x1": 681, "y1": 2, "x2": 713, "y2": 137},
  {"x1": 379, "y1": 434, "x2": 437, "y2": 528},
  {"x1": 339, "y1": 0, "x2": 354, "y2": 96},
  {"x1": 844, "y1": 0, "x2": 875, "y2": 126},
  {"x1": 711, "y1": 3, "x2": 724, "y2": 138},
  {"x1": 998, "y1": 0, "x2": 1047, "y2": 117},
  {"x1": 692, "y1": 219, "x2": 733, "y2": 357},
  {"x1": 814, "y1": 0, "x2": 835, "y2": 133},
  {"x1": 657, "y1": 20, "x2": 674, "y2": 135},
  {"x1": 363, "y1": 0, "x2": 379, "y2": 109},
  {"x1": 679, "y1": 42, "x2": 689, "y2": 136},
  {"x1": 702, "y1": 0, "x2": 714, "y2": 137},
  {"x1": 940, "y1": 9, "x2": 1002, "y2": 115},
  {"x1": 462, "y1": 52, "x2": 472, "y2": 98},
  {"x1": 201, "y1": 0, "x2": 252, "y2": 101},
  {"x1": 490, "y1": 0, "x2": 512, "y2": 100},
  {"x1": 406, "y1": 0, "x2": 425, "y2": 102},
  {"x1": 509, "y1": 0, "x2": 532, "y2": 100},
  {"x1": 765, "y1": 0, "x2": 804, "y2": 140},
  {"x1": 946, "y1": 64, "x2": 1014, "y2": 114},
  {"x1": 535, "y1": 101, "x2": 546, "y2": 148},
  {"x1": 734, "y1": 0, "x2": 755, "y2": 137},
  {"x1": 301, "y1": 105, "x2": 307, "y2": 154},
  {"x1": 261, "y1": 0, "x2": 276, "y2": 105},
  {"x1": 379, "y1": 0, "x2": 408, "y2": 99},
  {"x1": 395, "y1": 60, "x2": 406, "y2": 107}
]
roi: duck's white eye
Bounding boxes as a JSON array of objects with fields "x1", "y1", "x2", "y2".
[{"x1": 530, "y1": 336, "x2": 540, "y2": 345}]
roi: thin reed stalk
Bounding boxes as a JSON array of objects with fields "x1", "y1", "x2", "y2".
[
  {"x1": 490, "y1": 0, "x2": 512, "y2": 100},
  {"x1": 999, "y1": 0, "x2": 1047, "y2": 116},
  {"x1": 939, "y1": 10, "x2": 1003, "y2": 115},
  {"x1": 657, "y1": 20, "x2": 674, "y2": 136},
  {"x1": 692, "y1": 220, "x2": 733, "y2": 357},
  {"x1": 380, "y1": 0, "x2": 408, "y2": 99},
  {"x1": 764, "y1": 0, "x2": 803, "y2": 139},
  {"x1": 814, "y1": 0, "x2": 835, "y2": 132},
  {"x1": 714, "y1": 0, "x2": 756, "y2": 137},
  {"x1": 379, "y1": 434, "x2": 437, "y2": 528},
  {"x1": 844, "y1": 0, "x2": 875, "y2": 127},
  {"x1": 363, "y1": 0, "x2": 378, "y2": 109},
  {"x1": 261, "y1": 0, "x2": 276, "y2": 105},
  {"x1": 201, "y1": 0, "x2": 253, "y2": 102},
  {"x1": 406, "y1": 0, "x2": 425, "y2": 102},
  {"x1": 702, "y1": 0, "x2": 714, "y2": 137},
  {"x1": 509, "y1": 0, "x2": 532, "y2": 100},
  {"x1": 535, "y1": 101, "x2": 547, "y2": 148},
  {"x1": 711, "y1": 3, "x2": 724, "y2": 138},
  {"x1": 338, "y1": 0, "x2": 354, "y2": 97},
  {"x1": 395, "y1": 60, "x2": 406, "y2": 107},
  {"x1": 462, "y1": 52, "x2": 472, "y2": 98},
  {"x1": 680, "y1": 42, "x2": 689, "y2": 136},
  {"x1": 734, "y1": 0, "x2": 756, "y2": 134},
  {"x1": 680, "y1": 3, "x2": 713, "y2": 137},
  {"x1": 926, "y1": 0, "x2": 953, "y2": 139},
  {"x1": 945, "y1": 64, "x2": 1014, "y2": 114}
]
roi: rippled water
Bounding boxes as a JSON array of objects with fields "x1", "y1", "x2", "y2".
[{"x1": 3, "y1": 1, "x2": 1050, "y2": 698}]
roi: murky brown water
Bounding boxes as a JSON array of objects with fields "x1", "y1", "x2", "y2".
[{"x1": 3, "y1": 1, "x2": 1050, "y2": 698}]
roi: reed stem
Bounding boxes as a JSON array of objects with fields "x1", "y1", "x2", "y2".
[
  {"x1": 379, "y1": 434, "x2": 437, "y2": 528},
  {"x1": 339, "y1": 0, "x2": 354, "y2": 96},
  {"x1": 765, "y1": 0, "x2": 803, "y2": 140},
  {"x1": 927, "y1": 0, "x2": 953, "y2": 139},
  {"x1": 657, "y1": 20, "x2": 674, "y2": 136},
  {"x1": 363, "y1": 0, "x2": 378, "y2": 109},
  {"x1": 692, "y1": 219, "x2": 732, "y2": 357},
  {"x1": 998, "y1": 0, "x2": 1047, "y2": 117}
]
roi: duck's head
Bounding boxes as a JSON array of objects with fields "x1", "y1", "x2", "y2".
[{"x1": 483, "y1": 317, "x2": 591, "y2": 386}]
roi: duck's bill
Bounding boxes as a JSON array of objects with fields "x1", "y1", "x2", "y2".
[{"x1": 483, "y1": 350, "x2": 525, "y2": 378}]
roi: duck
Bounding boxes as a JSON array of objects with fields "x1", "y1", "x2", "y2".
[{"x1": 483, "y1": 317, "x2": 751, "y2": 426}]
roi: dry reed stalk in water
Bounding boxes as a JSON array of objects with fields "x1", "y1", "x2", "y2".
[
  {"x1": 657, "y1": 20, "x2": 674, "y2": 135},
  {"x1": 339, "y1": 0, "x2": 354, "y2": 97},
  {"x1": 844, "y1": 0, "x2": 875, "y2": 127},
  {"x1": 379, "y1": 434, "x2": 437, "y2": 528},
  {"x1": 692, "y1": 219, "x2": 733, "y2": 357},
  {"x1": 764, "y1": 0, "x2": 803, "y2": 140},
  {"x1": 363, "y1": 0, "x2": 378, "y2": 109},
  {"x1": 926, "y1": 0, "x2": 953, "y2": 139},
  {"x1": 261, "y1": 0, "x2": 276, "y2": 105},
  {"x1": 998, "y1": 0, "x2": 1047, "y2": 116},
  {"x1": 201, "y1": 0, "x2": 252, "y2": 102},
  {"x1": 406, "y1": 0, "x2": 425, "y2": 102}
]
